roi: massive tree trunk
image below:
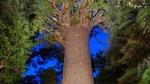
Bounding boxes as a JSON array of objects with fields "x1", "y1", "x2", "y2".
[{"x1": 62, "y1": 23, "x2": 94, "y2": 84}]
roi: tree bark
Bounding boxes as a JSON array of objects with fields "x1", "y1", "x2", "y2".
[{"x1": 62, "y1": 24, "x2": 94, "y2": 84}]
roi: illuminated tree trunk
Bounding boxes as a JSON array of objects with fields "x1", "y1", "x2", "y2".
[
  {"x1": 62, "y1": 24, "x2": 94, "y2": 84},
  {"x1": 47, "y1": 1, "x2": 103, "y2": 83}
]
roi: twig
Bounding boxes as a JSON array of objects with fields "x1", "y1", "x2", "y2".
[{"x1": 90, "y1": 8, "x2": 104, "y2": 20}]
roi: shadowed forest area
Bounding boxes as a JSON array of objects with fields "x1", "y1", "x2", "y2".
[{"x1": 0, "y1": 0, "x2": 150, "y2": 84}]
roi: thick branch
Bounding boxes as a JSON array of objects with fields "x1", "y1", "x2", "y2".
[
  {"x1": 79, "y1": 0, "x2": 91, "y2": 23},
  {"x1": 43, "y1": 28, "x2": 65, "y2": 46}
]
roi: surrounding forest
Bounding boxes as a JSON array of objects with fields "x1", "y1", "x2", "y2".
[{"x1": 0, "y1": 0, "x2": 150, "y2": 84}]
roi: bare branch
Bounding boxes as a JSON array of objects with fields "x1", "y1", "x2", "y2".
[
  {"x1": 50, "y1": 16, "x2": 62, "y2": 26},
  {"x1": 47, "y1": 0, "x2": 72, "y2": 32},
  {"x1": 48, "y1": 0, "x2": 62, "y2": 21},
  {"x1": 78, "y1": 0, "x2": 92, "y2": 23},
  {"x1": 43, "y1": 28, "x2": 65, "y2": 46},
  {"x1": 90, "y1": 8, "x2": 104, "y2": 20},
  {"x1": 49, "y1": 0, "x2": 61, "y2": 13}
]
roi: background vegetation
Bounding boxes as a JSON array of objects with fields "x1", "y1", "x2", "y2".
[
  {"x1": 0, "y1": 0, "x2": 44, "y2": 83},
  {"x1": 99, "y1": 0, "x2": 150, "y2": 84},
  {"x1": 0, "y1": 0, "x2": 149, "y2": 84}
]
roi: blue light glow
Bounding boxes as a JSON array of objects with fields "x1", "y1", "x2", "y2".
[
  {"x1": 23, "y1": 26, "x2": 110, "y2": 84},
  {"x1": 89, "y1": 26, "x2": 110, "y2": 56},
  {"x1": 92, "y1": 68, "x2": 100, "y2": 78},
  {"x1": 31, "y1": 42, "x2": 48, "y2": 52}
]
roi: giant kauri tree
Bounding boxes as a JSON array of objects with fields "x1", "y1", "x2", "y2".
[{"x1": 42, "y1": 0, "x2": 109, "y2": 84}]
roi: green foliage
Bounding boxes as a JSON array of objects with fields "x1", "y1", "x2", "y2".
[
  {"x1": 139, "y1": 66, "x2": 150, "y2": 84},
  {"x1": 91, "y1": 0, "x2": 109, "y2": 10},
  {"x1": 0, "y1": 0, "x2": 44, "y2": 83},
  {"x1": 118, "y1": 68, "x2": 138, "y2": 84},
  {"x1": 137, "y1": 6, "x2": 150, "y2": 34},
  {"x1": 100, "y1": 0, "x2": 150, "y2": 84}
]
